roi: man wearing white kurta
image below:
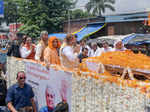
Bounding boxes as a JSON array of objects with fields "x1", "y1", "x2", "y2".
[
  {"x1": 101, "y1": 41, "x2": 113, "y2": 53},
  {"x1": 35, "y1": 31, "x2": 48, "y2": 61},
  {"x1": 113, "y1": 40, "x2": 127, "y2": 51},
  {"x1": 90, "y1": 42, "x2": 102, "y2": 57},
  {"x1": 60, "y1": 34, "x2": 79, "y2": 69},
  {"x1": 62, "y1": 46, "x2": 77, "y2": 62}
]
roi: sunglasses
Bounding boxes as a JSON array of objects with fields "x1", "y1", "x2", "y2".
[{"x1": 19, "y1": 77, "x2": 26, "y2": 79}]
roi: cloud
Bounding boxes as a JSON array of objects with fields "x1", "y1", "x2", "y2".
[
  {"x1": 106, "y1": 0, "x2": 150, "y2": 15},
  {"x1": 76, "y1": 0, "x2": 150, "y2": 15},
  {"x1": 76, "y1": 0, "x2": 88, "y2": 10}
]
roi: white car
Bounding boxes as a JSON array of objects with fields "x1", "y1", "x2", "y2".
[{"x1": 87, "y1": 34, "x2": 132, "y2": 46}]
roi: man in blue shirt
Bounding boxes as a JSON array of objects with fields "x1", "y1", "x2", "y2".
[
  {"x1": 6, "y1": 71, "x2": 37, "y2": 112},
  {"x1": 78, "y1": 47, "x2": 88, "y2": 63}
]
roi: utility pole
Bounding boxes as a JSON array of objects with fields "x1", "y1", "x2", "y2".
[
  {"x1": 67, "y1": 10, "x2": 71, "y2": 34},
  {"x1": 15, "y1": 3, "x2": 18, "y2": 32}
]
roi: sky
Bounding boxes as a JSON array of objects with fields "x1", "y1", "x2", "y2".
[{"x1": 76, "y1": 0, "x2": 150, "y2": 15}]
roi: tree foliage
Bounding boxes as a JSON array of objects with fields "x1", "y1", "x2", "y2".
[
  {"x1": 4, "y1": 0, "x2": 76, "y2": 38},
  {"x1": 70, "y1": 9, "x2": 95, "y2": 19},
  {"x1": 4, "y1": 0, "x2": 18, "y2": 25},
  {"x1": 85, "y1": 0, "x2": 115, "y2": 16}
]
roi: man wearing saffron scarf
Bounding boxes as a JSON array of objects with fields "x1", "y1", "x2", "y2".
[
  {"x1": 35, "y1": 31, "x2": 48, "y2": 62},
  {"x1": 20, "y1": 37, "x2": 36, "y2": 60},
  {"x1": 44, "y1": 36, "x2": 61, "y2": 68}
]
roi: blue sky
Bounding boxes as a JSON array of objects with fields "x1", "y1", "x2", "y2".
[{"x1": 76, "y1": 0, "x2": 150, "y2": 15}]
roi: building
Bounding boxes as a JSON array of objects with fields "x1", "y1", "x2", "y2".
[
  {"x1": 63, "y1": 11, "x2": 150, "y2": 40},
  {"x1": 9, "y1": 23, "x2": 23, "y2": 33},
  {"x1": 63, "y1": 17, "x2": 105, "y2": 33},
  {"x1": 105, "y1": 11, "x2": 149, "y2": 35}
]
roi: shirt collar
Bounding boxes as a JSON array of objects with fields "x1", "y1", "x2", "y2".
[{"x1": 15, "y1": 83, "x2": 26, "y2": 89}]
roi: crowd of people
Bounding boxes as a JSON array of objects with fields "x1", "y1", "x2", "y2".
[
  {"x1": 7, "y1": 31, "x2": 126, "y2": 66},
  {"x1": 0, "y1": 31, "x2": 128, "y2": 112},
  {"x1": 0, "y1": 31, "x2": 128, "y2": 75}
]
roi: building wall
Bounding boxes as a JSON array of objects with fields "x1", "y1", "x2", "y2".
[
  {"x1": 63, "y1": 17, "x2": 105, "y2": 33},
  {"x1": 107, "y1": 21, "x2": 143, "y2": 35},
  {"x1": 63, "y1": 18, "x2": 144, "y2": 37}
]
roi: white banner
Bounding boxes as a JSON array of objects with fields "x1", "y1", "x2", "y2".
[{"x1": 25, "y1": 62, "x2": 72, "y2": 112}]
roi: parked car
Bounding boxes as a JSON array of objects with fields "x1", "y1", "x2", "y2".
[{"x1": 87, "y1": 34, "x2": 132, "y2": 47}]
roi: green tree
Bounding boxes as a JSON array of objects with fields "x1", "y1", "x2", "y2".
[
  {"x1": 4, "y1": 0, "x2": 18, "y2": 25},
  {"x1": 70, "y1": 9, "x2": 95, "y2": 19},
  {"x1": 4, "y1": 0, "x2": 76, "y2": 38},
  {"x1": 85, "y1": 0, "x2": 115, "y2": 16}
]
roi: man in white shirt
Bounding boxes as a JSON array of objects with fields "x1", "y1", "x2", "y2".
[
  {"x1": 35, "y1": 31, "x2": 48, "y2": 61},
  {"x1": 62, "y1": 46, "x2": 77, "y2": 61},
  {"x1": 90, "y1": 42, "x2": 102, "y2": 57},
  {"x1": 113, "y1": 40, "x2": 127, "y2": 51},
  {"x1": 61, "y1": 34, "x2": 79, "y2": 69},
  {"x1": 101, "y1": 41, "x2": 113, "y2": 53}
]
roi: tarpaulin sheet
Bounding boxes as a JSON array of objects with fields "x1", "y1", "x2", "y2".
[
  {"x1": 48, "y1": 33, "x2": 66, "y2": 40},
  {"x1": 75, "y1": 23, "x2": 105, "y2": 41},
  {"x1": 122, "y1": 34, "x2": 150, "y2": 45}
]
